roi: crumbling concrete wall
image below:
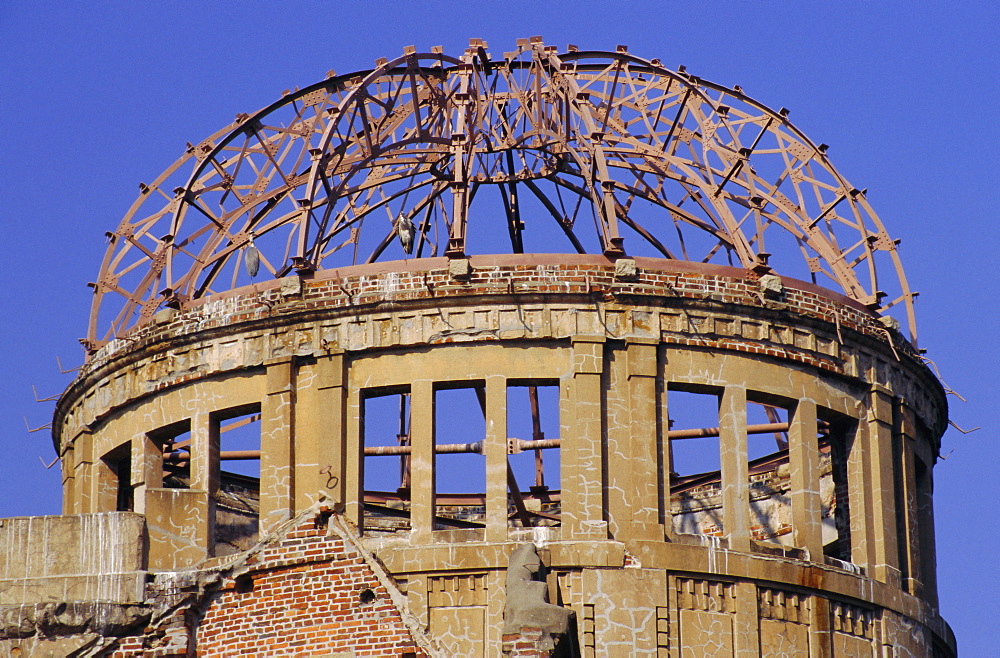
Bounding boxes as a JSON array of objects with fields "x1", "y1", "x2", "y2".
[
  {"x1": 0, "y1": 513, "x2": 150, "y2": 656},
  {"x1": 0, "y1": 513, "x2": 146, "y2": 606}
]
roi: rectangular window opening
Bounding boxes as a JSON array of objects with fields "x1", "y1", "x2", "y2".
[
  {"x1": 433, "y1": 385, "x2": 486, "y2": 530},
  {"x1": 823, "y1": 418, "x2": 854, "y2": 565},
  {"x1": 102, "y1": 444, "x2": 133, "y2": 512},
  {"x1": 668, "y1": 388, "x2": 723, "y2": 537},
  {"x1": 156, "y1": 420, "x2": 192, "y2": 490},
  {"x1": 362, "y1": 389, "x2": 412, "y2": 536},
  {"x1": 213, "y1": 405, "x2": 261, "y2": 556},
  {"x1": 507, "y1": 383, "x2": 561, "y2": 528},
  {"x1": 746, "y1": 401, "x2": 793, "y2": 546}
]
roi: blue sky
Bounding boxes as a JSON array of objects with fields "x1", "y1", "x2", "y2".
[{"x1": 1, "y1": 1, "x2": 997, "y2": 652}]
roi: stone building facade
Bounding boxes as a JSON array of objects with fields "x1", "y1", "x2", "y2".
[{"x1": 0, "y1": 41, "x2": 955, "y2": 656}]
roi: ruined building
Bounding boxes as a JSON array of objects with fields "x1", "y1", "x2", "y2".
[{"x1": 0, "y1": 39, "x2": 955, "y2": 656}]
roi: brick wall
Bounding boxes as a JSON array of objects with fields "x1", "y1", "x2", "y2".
[{"x1": 106, "y1": 509, "x2": 433, "y2": 657}]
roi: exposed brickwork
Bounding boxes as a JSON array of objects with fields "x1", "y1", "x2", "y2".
[
  {"x1": 501, "y1": 628, "x2": 556, "y2": 657},
  {"x1": 83, "y1": 259, "x2": 908, "y2": 372},
  {"x1": 105, "y1": 511, "x2": 430, "y2": 657}
]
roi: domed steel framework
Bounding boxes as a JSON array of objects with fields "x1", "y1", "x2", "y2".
[{"x1": 89, "y1": 38, "x2": 916, "y2": 349}]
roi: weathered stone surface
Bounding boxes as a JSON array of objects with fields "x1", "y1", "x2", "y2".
[
  {"x1": 759, "y1": 273, "x2": 783, "y2": 296},
  {"x1": 0, "y1": 513, "x2": 146, "y2": 605},
  {"x1": 503, "y1": 543, "x2": 573, "y2": 650},
  {"x1": 614, "y1": 257, "x2": 637, "y2": 280},
  {"x1": 448, "y1": 257, "x2": 472, "y2": 279},
  {"x1": 22, "y1": 257, "x2": 952, "y2": 655},
  {"x1": 0, "y1": 601, "x2": 150, "y2": 640}
]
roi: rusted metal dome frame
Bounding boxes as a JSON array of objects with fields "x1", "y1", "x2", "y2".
[{"x1": 87, "y1": 38, "x2": 917, "y2": 351}]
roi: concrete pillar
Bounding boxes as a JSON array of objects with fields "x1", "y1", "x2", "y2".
[
  {"x1": 188, "y1": 410, "x2": 216, "y2": 554},
  {"x1": 866, "y1": 385, "x2": 901, "y2": 587},
  {"x1": 260, "y1": 357, "x2": 295, "y2": 532},
  {"x1": 90, "y1": 451, "x2": 118, "y2": 513},
  {"x1": 563, "y1": 337, "x2": 606, "y2": 540},
  {"x1": 295, "y1": 353, "x2": 346, "y2": 510},
  {"x1": 734, "y1": 581, "x2": 761, "y2": 658},
  {"x1": 486, "y1": 570, "x2": 505, "y2": 655},
  {"x1": 60, "y1": 444, "x2": 75, "y2": 515},
  {"x1": 626, "y1": 339, "x2": 660, "y2": 540},
  {"x1": 410, "y1": 378, "x2": 436, "y2": 544},
  {"x1": 789, "y1": 398, "x2": 823, "y2": 561},
  {"x1": 896, "y1": 400, "x2": 922, "y2": 596},
  {"x1": 485, "y1": 375, "x2": 508, "y2": 542},
  {"x1": 73, "y1": 429, "x2": 94, "y2": 513},
  {"x1": 657, "y1": 348, "x2": 672, "y2": 538},
  {"x1": 809, "y1": 594, "x2": 833, "y2": 657},
  {"x1": 719, "y1": 385, "x2": 750, "y2": 552},
  {"x1": 131, "y1": 431, "x2": 162, "y2": 515},
  {"x1": 604, "y1": 345, "x2": 628, "y2": 539},
  {"x1": 915, "y1": 456, "x2": 938, "y2": 606},
  {"x1": 345, "y1": 385, "x2": 363, "y2": 529},
  {"x1": 846, "y1": 420, "x2": 873, "y2": 569}
]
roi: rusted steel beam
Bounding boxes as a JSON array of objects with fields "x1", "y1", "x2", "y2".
[
  {"x1": 163, "y1": 420, "x2": 825, "y2": 465},
  {"x1": 89, "y1": 40, "x2": 918, "y2": 352},
  {"x1": 164, "y1": 449, "x2": 261, "y2": 464},
  {"x1": 363, "y1": 437, "x2": 562, "y2": 457},
  {"x1": 506, "y1": 462, "x2": 533, "y2": 527}
]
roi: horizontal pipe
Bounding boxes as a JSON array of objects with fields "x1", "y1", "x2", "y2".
[
  {"x1": 669, "y1": 421, "x2": 788, "y2": 440},
  {"x1": 361, "y1": 422, "x2": 806, "y2": 456},
  {"x1": 164, "y1": 449, "x2": 261, "y2": 464},
  {"x1": 365, "y1": 441, "x2": 484, "y2": 456},
  {"x1": 163, "y1": 420, "x2": 827, "y2": 462},
  {"x1": 364, "y1": 437, "x2": 560, "y2": 457}
]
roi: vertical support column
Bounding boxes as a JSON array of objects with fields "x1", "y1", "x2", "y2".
[
  {"x1": 295, "y1": 352, "x2": 347, "y2": 510},
  {"x1": 485, "y1": 570, "x2": 505, "y2": 655},
  {"x1": 789, "y1": 398, "x2": 823, "y2": 561},
  {"x1": 72, "y1": 429, "x2": 94, "y2": 513},
  {"x1": 719, "y1": 385, "x2": 750, "y2": 552},
  {"x1": 809, "y1": 595, "x2": 833, "y2": 658},
  {"x1": 865, "y1": 385, "x2": 901, "y2": 587},
  {"x1": 131, "y1": 432, "x2": 162, "y2": 515},
  {"x1": 563, "y1": 337, "x2": 606, "y2": 540},
  {"x1": 260, "y1": 357, "x2": 295, "y2": 532},
  {"x1": 485, "y1": 375, "x2": 508, "y2": 542},
  {"x1": 410, "y1": 378, "x2": 436, "y2": 544},
  {"x1": 733, "y1": 581, "x2": 761, "y2": 658},
  {"x1": 626, "y1": 339, "x2": 660, "y2": 540},
  {"x1": 90, "y1": 450, "x2": 118, "y2": 512},
  {"x1": 896, "y1": 400, "x2": 922, "y2": 596},
  {"x1": 189, "y1": 410, "x2": 216, "y2": 554},
  {"x1": 344, "y1": 385, "x2": 364, "y2": 529},
  {"x1": 61, "y1": 444, "x2": 76, "y2": 515},
  {"x1": 847, "y1": 421, "x2": 872, "y2": 569},
  {"x1": 658, "y1": 347, "x2": 673, "y2": 539},
  {"x1": 604, "y1": 346, "x2": 628, "y2": 539},
  {"x1": 915, "y1": 457, "x2": 938, "y2": 606}
]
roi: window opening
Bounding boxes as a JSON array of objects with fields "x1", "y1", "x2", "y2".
[
  {"x1": 102, "y1": 444, "x2": 133, "y2": 512},
  {"x1": 668, "y1": 389, "x2": 723, "y2": 537},
  {"x1": 433, "y1": 385, "x2": 486, "y2": 530},
  {"x1": 746, "y1": 402, "x2": 792, "y2": 546},
  {"x1": 362, "y1": 390, "x2": 412, "y2": 535},
  {"x1": 157, "y1": 420, "x2": 192, "y2": 489},
  {"x1": 214, "y1": 405, "x2": 261, "y2": 556},
  {"x1": 507, "y1": 383, "x2": 561, "y2": 527},
  {"x1": 822, "y1": 418, "x2": 853, "y2": 564}
]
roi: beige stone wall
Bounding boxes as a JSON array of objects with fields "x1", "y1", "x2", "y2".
[
  {"x1": 45, "y1": 256, "x2": 952, "y2": 656},
  {"x1": 0, "y1": 513, "x2": 146, "y2": 605}
]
